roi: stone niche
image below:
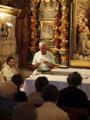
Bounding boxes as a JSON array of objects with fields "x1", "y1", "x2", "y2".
[{"x1": 0, "y1": 5, "x2": 18, "y2": 62}]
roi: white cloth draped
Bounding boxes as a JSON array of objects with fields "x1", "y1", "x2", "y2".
[{"x1": 22, "y1": 68, "x2": 90, "y2": 100}]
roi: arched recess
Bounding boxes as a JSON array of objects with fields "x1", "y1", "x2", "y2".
[{"x1": 15, "y1": 0, "x2": 72, "y2": 69}]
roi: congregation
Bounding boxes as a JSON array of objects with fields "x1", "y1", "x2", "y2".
[
  {"x1": 0, "y1": 0, "x2": 90, "y2": 119},
  {"x1": 0, "y1": 55, "x2": 89, "y2": 120}
]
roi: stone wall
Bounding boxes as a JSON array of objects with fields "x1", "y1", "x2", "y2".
[{"x1": 0, "y1": 13, "x2": 17, "y2": 63}]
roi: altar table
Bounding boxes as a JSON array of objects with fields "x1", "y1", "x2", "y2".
[{"x1": 22, "y1": 68, "x2": 90, "y2": 100}]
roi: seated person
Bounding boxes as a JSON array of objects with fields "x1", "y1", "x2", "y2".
[
  {"x1": 0, "y1": 96, "x2": 17, "y2": 120},
  {"x1": 13, "y1": 102, "x2": 37, "y2": 120},
  {"x1": 57, "y1": 72, "x2": 88, "y2": 108},
  {"x1": 32, "y1": 41, "x2": 56, "y2": 71},
  {"x1": 11, "y1": 73, "x2": 24, "y2": 91},
  {"x1": 0, "y1": 74, "x2": 24, "y2": 100},
  {"x1": 36, "y1": 84, "x2": 69, "y2": 120},
  {"x1": 28, "y1": 76, "x2": 49, "y2": 107},
  {"x1": 1, "y1": 56, "x2": 18, "y2": 81},
  {"x1": 13, "y1": 74, "x2": 27, "y2": 102}
]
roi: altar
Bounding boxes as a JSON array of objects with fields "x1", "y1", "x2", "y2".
[{"x1": 22, "y1": 68, "x2": 90, "y2": 100}]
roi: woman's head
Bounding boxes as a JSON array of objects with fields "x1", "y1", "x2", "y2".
[
  {"x1": 42, "y1": 84, "x2": 58, "y2": 102},
  {"x1": 11, "y1": 74, "x2": 24, "y2": 89},
  {"x1": 67, "y1": 72, "x2": 82, "y2": 87},
  {"x1": 35, "y1": 76, "x2": 49, "y2": 92}
]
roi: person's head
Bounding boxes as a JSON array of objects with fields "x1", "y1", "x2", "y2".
[
  {"x1": 39, "y1": 42, "x2": 47, "y2": 55},
  {"x1": 82, "y1": 17, "x2": 88, "y2": 24},
  {"x1": 42, "y1": 84, "x2": 58, "y2": 102},
  {"x1": 14, "y1": 91, "x2": 27, "y2": 102},
  {"x1": 13, "y1": 102, "x2": 37, "y2": 120},
  {"x1": 35, "y1": 76, "x2": 49, "y2": 92},
  {"x1": 6, "y1": 56, "x2": 16, "y2": 67},
  {"x1": 11, "y1": 74, "x2": 24, "y2": 90},
  {"x1": 67, "y1": 72, "x2": 82, "y2": 87}
]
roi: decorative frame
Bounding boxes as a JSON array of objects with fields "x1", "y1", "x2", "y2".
[
  {"x1": 40, "y1": 7, "x2": 55, "y2": 21},
  {"x1": 40, "y1": 3, "x2": 55, "y2": 49},
  {"x1": 39, "y1": 1, "x2": 70, "y2": 67},
  {"x1": 69, "y1": 0, "x2": 90, "y2": 68},
  {"x1": 40, "y1": 20, "x2": 54, "y2": 40}
]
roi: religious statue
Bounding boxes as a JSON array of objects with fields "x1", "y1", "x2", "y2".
[{"x1": 78, "y1": 17, "x2": 90, "y2": 56}]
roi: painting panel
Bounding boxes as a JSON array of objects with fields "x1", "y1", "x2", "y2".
[
  {"x1": 40, "y1": 8, "x2": 54, "y2": 20},
  {"x1": 40, "y1": 21, "x2": 54, "y2": 40},
  {"x1": 70, "y1": 0, "x2": 90, "y2": 68}
]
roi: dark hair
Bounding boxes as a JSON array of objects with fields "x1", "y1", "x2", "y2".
[
  {"x1": 11, "y1": 74, "x2": 24, "y2": 89},
  {"x1": 42, "y1": 84, "x2": 58, "y2": 102},
  {"x1": 35, "y1": 76, "x2": 49, "y2": 92},
  {"x1": 67, "y1": 72, "x2": 82, "y2": 87},
  {"x1": 6, "y1": 56, "x2": 15, "y2": 63},
  {"x1": 14, "y1": 91, "x2": 27, "y2": 102}
]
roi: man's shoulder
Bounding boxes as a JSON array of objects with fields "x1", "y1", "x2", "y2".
[
  {"x1": 59, "y1": 86, "x2": 80, "y2": 93},
  {"x1": 37, "y1": 102, "x2": 69, "y2": 118},
  {"x1": 34, "y1": 51, "x2": 41, "y2": 55},
  {"x1": 2, "y1": 63, "x2": 9, "y2": 69},
  {"x1": 58, "y1": 86, "x2": 69, "y2": 92},
  {"x1": 59, "y1": 86, "x2": 88, "y2": 98},
  {"x1": 76, "y1": 87, "x2": 88, "y2": 97},
  {"x1": 1, "y1": 65, "x2": 10, "y2": 73},
  {"x1": 2, "y1": 63, "x2": 7, "y2": 67}
]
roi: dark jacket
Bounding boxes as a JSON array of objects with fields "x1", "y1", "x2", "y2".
[{"x1": 57, "y1": 86, "x2": 88, "y2": 108}]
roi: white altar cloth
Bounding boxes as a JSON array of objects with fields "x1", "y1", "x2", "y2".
[{"x1": 22, "y1": 68, "x2": 90, "y2": 100}]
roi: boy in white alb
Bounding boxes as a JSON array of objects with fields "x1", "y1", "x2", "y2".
[{"x1": 1, "y1": 56, "x2": 17, "y2": 81}]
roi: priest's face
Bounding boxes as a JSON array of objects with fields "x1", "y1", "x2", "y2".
[
  {"x1": 8, "y1": 58, "x2": 16, "y2": 67},
  {"x1": 39, "y1": 44, "x2": 47, "y2": 55}
]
